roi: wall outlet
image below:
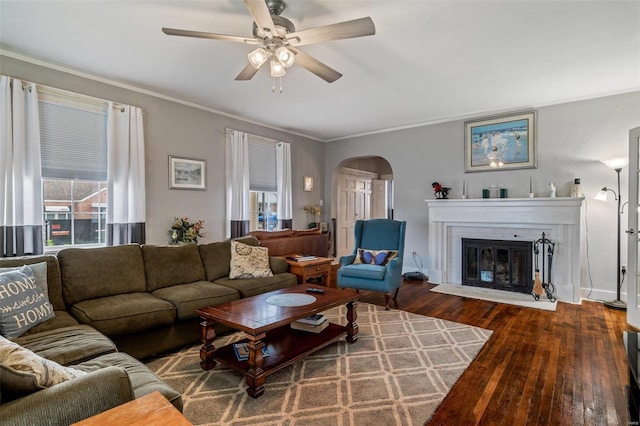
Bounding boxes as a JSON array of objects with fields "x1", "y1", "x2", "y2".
[{"x1": 622, "y1": 265, "x2": 627, "y2": 274}]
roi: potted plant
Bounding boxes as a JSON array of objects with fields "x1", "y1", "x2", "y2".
[
  {"x1": 169, "y1": 217, "x2": 205, "y2": 244},
  {"x1": 303, "y1": 205, "x2": 321, "y2": 229}
]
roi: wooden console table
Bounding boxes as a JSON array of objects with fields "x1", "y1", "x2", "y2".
[{"x1": 283, "y1": 256, "x2": 333, "y2": 288}]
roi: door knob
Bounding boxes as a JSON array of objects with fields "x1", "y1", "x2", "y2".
[{"x1": 626, "y1": 228, "x2": 635, "y2": 234}]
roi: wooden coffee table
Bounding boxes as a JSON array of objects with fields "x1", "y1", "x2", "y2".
[{"x1": 195, "y1": 284, "x2": 359, "y2": 398}]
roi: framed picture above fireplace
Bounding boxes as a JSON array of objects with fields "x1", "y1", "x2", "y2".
[{"x1": 464, "y1": 110, "x2": 537, "y2": 173}]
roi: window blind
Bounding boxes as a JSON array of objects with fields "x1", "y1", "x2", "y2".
[
  {"x1": 248, "y1": 140, "x2": 277, "y2": 192},
  {"x1": 38, "y1": 99, "x2": 108, "y2": 181}
]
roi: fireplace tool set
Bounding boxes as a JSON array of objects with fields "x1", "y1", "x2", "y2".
[{"x1": 532, "y1": 232, "x2": 557, "y2": 302}]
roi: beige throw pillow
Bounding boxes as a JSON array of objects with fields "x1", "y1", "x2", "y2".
[
  {"x1": 0, "y1": 335, "x2": 86, "y2": 401},
  {"x1": 229, "y1": 240, "x2": 273, "y2": 279}
]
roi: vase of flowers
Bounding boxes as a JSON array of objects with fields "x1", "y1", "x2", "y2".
[
  {"x1": 169, "y1": 217, "x2": 205, "y2": 244},
  {"x1": 303, "y1": 205, "x2": 321, "y2": 229}
]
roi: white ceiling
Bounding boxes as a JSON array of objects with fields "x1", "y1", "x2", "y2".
[{"x1": 1, "y1": 1, "x2": 639, "y2": 141}]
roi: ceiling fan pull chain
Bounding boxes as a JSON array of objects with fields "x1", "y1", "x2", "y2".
[
  {"x1": 279, "y1": 77, "x2": 283, "y2": 94},
  {"x1": 272, "y1": 76, "x2": 275, "y2": 93}
]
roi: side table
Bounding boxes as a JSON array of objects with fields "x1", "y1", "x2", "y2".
[
  {"x1": 72, "y1": 391, "x2": 192, "y2": 426},
  {"x1": 283, "y1": 256, "x2": 333, "y2": 288}
]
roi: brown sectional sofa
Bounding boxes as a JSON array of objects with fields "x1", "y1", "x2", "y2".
[
  {"x1": 249, "y1": 228, "x2": 330, "y2": 258},
  {"x1": 0, "y1": 236, "x2": 297, "y2": 425}
]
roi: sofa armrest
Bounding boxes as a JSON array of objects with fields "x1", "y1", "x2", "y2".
[
  {"x1": 269, "y1": 256, "x2": 289, "y2": 274},
  {"x1": 0, "y1": 366, "x2": 134, "y2": 426}
]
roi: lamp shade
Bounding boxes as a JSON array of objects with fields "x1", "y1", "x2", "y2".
[
  {"x1": 601, "y1": 158, "x2": 629, "y2": 170},
  {"x1": 595, "y1": 187, "x2": 609, "y2": 201},
  {"x1": 248, "y1": 47, "x2": 268, "y2": 69},
  {"x1": 275, "y1": 47, "x2": 295, "y2": 68},
  {"x1": 270, "y1": 59, "x2": 286, "y2": 77}
]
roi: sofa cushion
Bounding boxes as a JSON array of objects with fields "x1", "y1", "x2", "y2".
[
  {"x1": 339, "y1": 263, "x2": 388, "y2": 280},
  {"x1": 0, "y1": 267, "x2": 55, "y2": 338},
  {"x1": 74, "y1": 352, "x2": 182, "y2": 411},
  {"x1": 20, "y1": 311, "x2": 79, "y2": 336},
  {"x1": 70, "y1": 293, "x2": 176, "y2": 337},
  {"x1": 152, "y1": 281, "x2": 239, "y2": 320},
  {"x1": 214, "y1": 273, "x2": 297, "y2": 298},
  {"x1": 229, "y1": 240, "x2": 273, "y2": 279},
  {"x1": 15, "y1": 324, "x2": 117, "y2": 366},
  {"x1": 142, "y1": 244, "x2": 206, "y2": 292},
  {"x1": 58, "y1": 245, "x2": 147, "y2": 305},
  {"x1": 198, "y1": 236, "x2": 260, "y2": 281},
  {"x1": 0, "y1": 255, "x2": 65, "y2": 311},
  {"x1": 249, "y1": 229, "x2": 294, "y2": 240},
  {"x1": 0, "y1": 335, "x2": 86, "y2": 401}
]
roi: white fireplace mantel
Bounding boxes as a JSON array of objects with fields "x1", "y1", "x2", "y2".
[{"x1": 425, "y1": 197, "x2": 585, "y2": 303}]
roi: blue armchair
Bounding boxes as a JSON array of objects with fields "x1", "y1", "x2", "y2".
[{"x1": 337, "y1": 219, "x2": 407, "y2": 309}]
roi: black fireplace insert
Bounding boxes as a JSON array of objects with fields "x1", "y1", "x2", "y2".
[{"x1": 462, "y1": 238, "x2": 533, "y2": 294}]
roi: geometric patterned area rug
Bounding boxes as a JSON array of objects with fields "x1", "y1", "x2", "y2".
[
  {"x1": 146, "y1": 303, "x2": 492, "y2": 425},
  {"x1": 430, "y1": 284, "x2": 558, "y2": 311}
]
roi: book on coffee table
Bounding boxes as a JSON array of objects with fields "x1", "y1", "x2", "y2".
[
  {"x1": 296, "y1": 314, "x2": 326, "y2": 326},
  {"x1": 233, "y1": 343, "x2": 269, "y2": 361},
  {"x1": 291, "y1": 320, "x2": 329, "y2": 333}
]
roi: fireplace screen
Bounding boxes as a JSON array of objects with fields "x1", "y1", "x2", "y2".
[{"x1": 462, "y1": 238, "x2": 533, "y2": 293}]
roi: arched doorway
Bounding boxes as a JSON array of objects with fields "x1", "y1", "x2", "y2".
[{"x1": 331, "y1": 156, "x2": 394, "y2": 258}]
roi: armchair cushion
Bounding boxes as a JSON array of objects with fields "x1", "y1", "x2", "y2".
[
  {"x1": 340, "y1": 264, "x2": 388, "y2": 280},
  {"x1": 354, "y1": 249, "x2": 398, "y2": 266}
]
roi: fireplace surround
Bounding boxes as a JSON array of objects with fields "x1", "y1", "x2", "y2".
[{"x1": 425, "y1": 197, "x2": 584, "y2": 303}]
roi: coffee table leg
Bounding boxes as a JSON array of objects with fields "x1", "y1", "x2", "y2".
[
  {"x1": 346, "y1": 301, "x2": 358, "y2": 343},
  {"x1": 245, "y1": 332, "x2": 266, "y2": 398},
  {"x1": 199, "y1": 319, "x2": 217, "y2": 370}
]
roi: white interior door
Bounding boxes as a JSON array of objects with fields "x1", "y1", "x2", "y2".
[
  {"x1": 371, "y1": 179, "x2": 388, "y2": 219},
  {"x1": 336, "y1": 173, "x2": 372, "y2": 258},
  {"x1": 627, "y1": 126, "x2": 640, "y2": 328}
]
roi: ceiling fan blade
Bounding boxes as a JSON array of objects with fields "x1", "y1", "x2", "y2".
[
  {"x1": 243, "y1": 0, "x2": 277, "y2": 37},
  {"x1": 288, "y1": 47, "x2": 342, "y2": 83},
  {"x1": 162, "y1": 27, "x2": 258, "y2": 44},
  {"x1": 235, "y1": 63, "x2": 260, "y2": 81},
  {"x1": 286, "y1": 17, "x2": 375, "y2": 46}
]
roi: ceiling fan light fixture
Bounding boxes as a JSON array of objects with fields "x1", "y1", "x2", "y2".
[
  {"x1": 248, "y1": 47, "x2": 268, "y2": 69},
  {"x1": 275, "y1": 46, "x2": 295, "y2": 67},
  {"x1": 270, "y1": 59, "x2": 286, "y2": 77}
]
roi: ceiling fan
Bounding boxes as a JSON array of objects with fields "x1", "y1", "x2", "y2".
[{"x1": 162, "y1": 0, "x2": 375, "y2": 84}]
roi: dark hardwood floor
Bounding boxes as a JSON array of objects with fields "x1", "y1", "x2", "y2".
[{"x1": 355, "y1": 279, "x2": 631, "y2": 426}]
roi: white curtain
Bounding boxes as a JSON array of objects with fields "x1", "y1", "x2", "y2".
[
  {"x1": 225, "y1": 129, "x2": 249, "y2": 238},
  {"x1": 0, "y1": 76, "x2": 44, "y2": 256},
  {"x1": 276, "y1": 141, "x2": 292, "y2": 229},
  {"x1": 106, "y1": 103, "x2": 146, "y2": 245}
]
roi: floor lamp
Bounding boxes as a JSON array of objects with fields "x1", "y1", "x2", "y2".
[{"x1": 595, "y1": 157, "x2": 629, "y2": 310}]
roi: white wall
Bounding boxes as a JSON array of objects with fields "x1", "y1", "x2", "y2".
[
  {"x1": 324, "y1": 92, "x2": 640, "y2": 300},
  {"x1": 1, "y1": 55, "x2": 326, "y2": 244}
]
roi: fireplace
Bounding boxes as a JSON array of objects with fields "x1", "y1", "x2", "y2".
[
  {"x1": 425, "y1": 197, "x2": 584, "y2": 303},
  {"x1": 462, "y1": 238, "x2": 533, "y2": 294}
]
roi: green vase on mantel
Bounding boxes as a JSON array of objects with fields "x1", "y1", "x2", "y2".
[{"x1": 308, "y1": 222, "x2": 318, "y2": 229}]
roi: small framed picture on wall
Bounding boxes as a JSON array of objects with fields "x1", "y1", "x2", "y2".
[
  {"x1": 303, "y1": 176, "x2": 314, "y2": 192},
  {"x1": 168, "y1": 155, "x2": 206, "y2": 190}
]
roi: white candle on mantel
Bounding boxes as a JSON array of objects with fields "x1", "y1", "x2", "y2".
[
  {"x1": 462, "y1": 180, "x2": 466, "y2": 196},
  {"x1": 529, "y1": 177, "x2": 532, "y2": 193}
]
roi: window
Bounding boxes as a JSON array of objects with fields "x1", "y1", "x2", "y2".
[
  {"x1": 248, "y1": 136, "x2": 277, "y2": 231},
  {"x1": 249, "y1": 191, "x2": 277, "y2": 231},
  {"x1": 38, "y1": 87, "x2": 109, "y2": 248}
]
